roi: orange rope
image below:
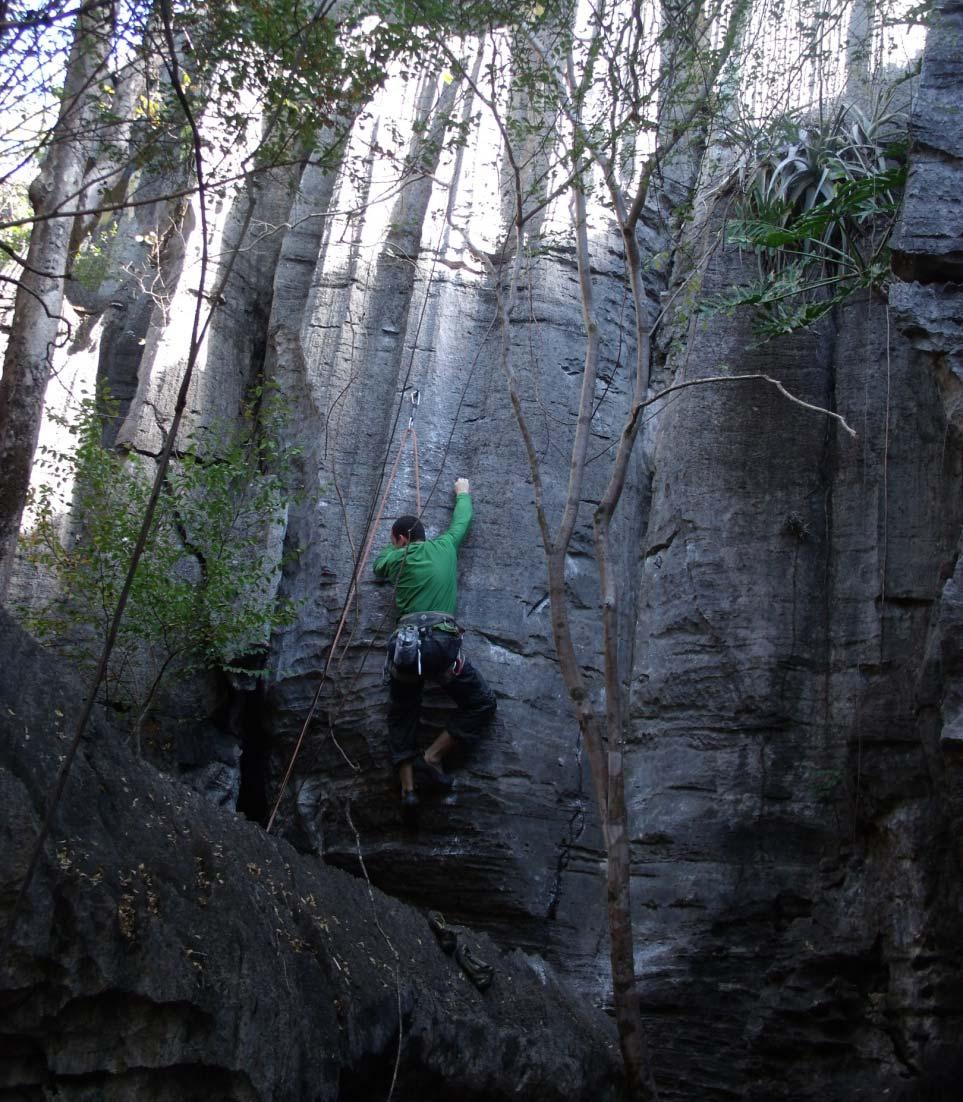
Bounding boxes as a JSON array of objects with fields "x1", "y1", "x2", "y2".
[{"x1": 412, "y1": 428, "x2": 421, "y2": 514}]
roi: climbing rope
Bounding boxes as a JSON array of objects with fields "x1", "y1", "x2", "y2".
[{"x1": 410, "y1": 389, "x2": 422, "y2": 514}]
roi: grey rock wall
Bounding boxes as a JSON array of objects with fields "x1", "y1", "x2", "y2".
[
  {"x1": 630, "y1": 287, "x2": 963, "y2": 1099},
  {"x1": 242, "y1": 71, "x2": 662, "y2": 993},
  {"x1": 623, "y1": 3, "x2": 963, "y2": 1095},
  {"x1": 5, "y1": 6, "x2": 963, "y2": 1100}
]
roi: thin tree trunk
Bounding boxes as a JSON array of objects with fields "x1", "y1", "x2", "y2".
[
  {"x1": 0, "y1": 1, "x2": 114, "y2": 595},
  {"x1": 845, "y1": 0, "x2": 876, "y2": 95},
  {"x1": 131, "y1": 648, "x2": 178, "y2": 756},
  {"x1": 487, "y1": 41, "x2": 661, "y2": 1091}
]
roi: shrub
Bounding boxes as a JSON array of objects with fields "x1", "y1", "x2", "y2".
[
  {"x1": 706, "y1": 95, "x2": 909, "y2": 338},
  {"x1": 19, "y1": 383, "x2": 300, "y2": 747}
]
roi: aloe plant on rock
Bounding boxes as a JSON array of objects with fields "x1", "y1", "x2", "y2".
[{"x1": 708, "y1": 92, "x2": 909, "y2": 337}]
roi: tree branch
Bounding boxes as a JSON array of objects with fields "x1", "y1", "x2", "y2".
[{"x1": 631, "y1": 371, "x2": 858, "y2": 437}]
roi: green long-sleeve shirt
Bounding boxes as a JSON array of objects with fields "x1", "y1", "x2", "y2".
[{"x1": 372, "y1": 493, "x2": 473, "y2": 618}]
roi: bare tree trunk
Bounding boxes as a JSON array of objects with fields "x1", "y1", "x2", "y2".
[
  {"x1": 69, "y1": 60, "x2": 140, "y2": 262},
  {"x1": 474, "y1": 26, "x2": 663, "y2": 1088},
  {"x1": 130, "y1": 648, "x2": 178, "y2": 756},
  {"x1": 492, "y1": 144, "x2": 657, "y2": 1089},
  {"x1": 0, "y1": 1, "x2": 114, "y2": 596},
  {"x1": 845, "y1": 0, "x2": 877, "y2": 96},
  {"x1": 510, "y1": 8, "x2": 749, "y2": 1091}
]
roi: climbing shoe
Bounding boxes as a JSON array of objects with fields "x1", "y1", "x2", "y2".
[
  {"x1": 401, "y1": 789, "x2": 420, "y2": 822},
  {"x1": 427, "y1": 910, "x2": 457, "y2": 954},
  {"x1": 455, "y1": 942, "x2": 493, "y2": 991},
  {"x1": 414, "y1": 756, "x2": 453, "y2": 791}
]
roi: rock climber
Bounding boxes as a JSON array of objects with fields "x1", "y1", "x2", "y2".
[{"x1": 373, "y1": 477, "x2": 496, "y2": 816}]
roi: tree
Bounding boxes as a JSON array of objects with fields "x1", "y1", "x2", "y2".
[
  {"x1": 0, "y1": 0, "x2": 118, "y2": 594},
  {"x1": 0, "y1": 0, "x2": 422, "y2": 593},
  {"x1": 413, "y1": 4, "x2": 751, "y2": 1092},
  {"x1": 19, "y1": 384, "x2": 300, "y2": 748},
  {"x1": 0, "y1": 0, "x2": 429, "y2": 964}
]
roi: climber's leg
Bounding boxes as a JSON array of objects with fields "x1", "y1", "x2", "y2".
[
  {"x1": 387, "y1": 674, "x2": 423, "y2": 797},
  {"x1": 425, "y1": 729, "x2": 455, "y2": 765},
  {"x1": 443, "y1": 658, "x2": 496, "y2": 751}
]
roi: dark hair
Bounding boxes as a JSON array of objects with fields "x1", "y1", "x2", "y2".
[{"x1": 392, "y1": 515, "x2": 425, "y2": 542}]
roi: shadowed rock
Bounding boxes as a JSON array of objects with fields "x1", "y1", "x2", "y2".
[{"x1": 0, "y1": 611, "x2": 622, "y2": 1101}]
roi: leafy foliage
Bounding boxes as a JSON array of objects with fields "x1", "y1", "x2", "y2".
[
  {"x1": 0, "y1": 1, "x2": 429, "y2": 238},
  {"x1": 19, "y1": 385, "x2": 300, "y2": 741},
  {"x1": 181, "y1": 1, "x2": 403, "y2": 165},
  {"x1": 0, "y1": 182, "x2": 31, "y2": 260},
  {"x1": 707, "y1": 96, "x2": 909, "y2": 338},
  {"x1": 71, "y1": 220, "x2": 120, "y2": 289}
]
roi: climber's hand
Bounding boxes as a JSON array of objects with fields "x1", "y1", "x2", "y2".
[{"x1": 454, "y1": 478, "x2": 470, "y2": 495}]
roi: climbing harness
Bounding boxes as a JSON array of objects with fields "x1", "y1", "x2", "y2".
[
  {"x1": 385, "y1": 611, "x2": 463, "y2": 684},
  {"x1": 390, "y1": 621, "x2": 422, "y2": 675}
]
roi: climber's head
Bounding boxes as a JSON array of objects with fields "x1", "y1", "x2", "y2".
[{"x1": 391, "y1": 515, "x2": 425, "y2": 547}]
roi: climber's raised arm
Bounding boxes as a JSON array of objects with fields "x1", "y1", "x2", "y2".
[{"x1": 442, "y1": 478, "x2": 473, "y2": 550}]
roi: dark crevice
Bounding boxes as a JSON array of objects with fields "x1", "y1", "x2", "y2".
[
  {"x1": 229, "y1": 659, "x2": 271, "y2": 824},
  {"x1": 644, "y1": 529, "x2": 677, "y2": 559},
  {"x1": 890, "y1": 253, "x2": 963, "y2": 283},
  {"x1": 876, "y1": 594, "x2": 935, "y2": 609},
  {"x1": 526, "y1": 593, "x2": 549, "y2": 617},
  {"x1": 546, "y1": 798, "x2": 586, "y2": 921}
]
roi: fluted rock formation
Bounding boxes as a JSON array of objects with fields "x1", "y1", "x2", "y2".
[
  {"x1": 627, "y1": 2, "x2": 963, "y2": 1095},
  {"x1": 4, "y1": 4, "x2": 963, "y2": 1099}
]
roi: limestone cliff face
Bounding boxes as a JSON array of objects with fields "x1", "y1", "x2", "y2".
[
  {"x1": 5, "y1": 4, "x2": 963, "y2": 1098},
  {"x1": 624, "y1": 3, "x2": 963, "y2": 1094}
]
